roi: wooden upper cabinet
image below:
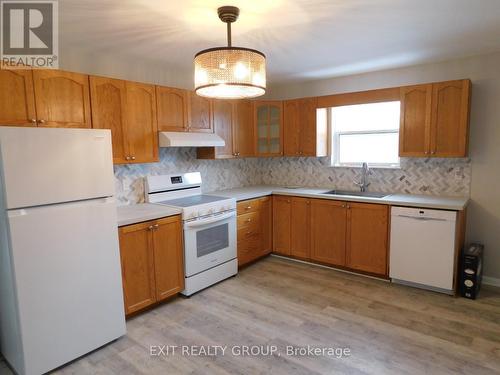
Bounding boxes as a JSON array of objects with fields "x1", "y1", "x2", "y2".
[
  {"x1": 431, "y1": 80, "x2": 471, "y2": 157},
  {"x1": 255, "y1": 101, "x2": 283, "y2": 157},
  {"x1": 89, "y1": 76, "x2": 128, "y2": 164},
  {"x1": 152, "y1": 216, "x2": 184, "y2": 301},
  {"x1": 119, "y1": 221, "x2": 157, "y2": 315},
  {"x1": 298, "y1": 97, "x2": 320, "y2": 156},
  {"x1": 197, "y1": 99, "x2": 254, "y2": 159},
  {"x1": 125, "y1": 81, "x2": 159, "y2": 163},
  {"x1": 0, "y1": 69, "x2": 36, "y2": 126},
  {"x1": 283, "y1": 97, "x2": 326, "y2": 157},
  {"x1": 156, "y1": 86, "x2": 189, "y2": 132},
  {"x1": 283, "y1": 99, "x2": 300, "y2": 156},
  {"x1": 212, "y1": 99, "x2": 234, "y2": 158},
  {"x1": 234, "y1": 100, "x2": 255, "y2": 157},
  {"x1": 188, "y1": 92, "x2": 213, "y2": 133},
  {"x1": 290, "y1": 197, "x2": 311, "y2": 259},
  {"x1": 346, "y1": 202, "x2": 388, "y2": 276},
  {"x1": 399, "y1": 84, "x2": 432, "y2": 156},
  {"x1": 310, "y1": 199, "x2": 347, "y2": 267},
  {"x1": 32, "y1": 70, "x2": 91, "y2": 128},
  {"x1": 272, "y1": 196, "x2": 291, "y2": 255},
  {"x1": 399, "y1": 79, "x2": 471, "y2": 158}
]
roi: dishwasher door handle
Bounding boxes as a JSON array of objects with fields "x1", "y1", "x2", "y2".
[{"x1": 396, "y1": 214, "x2": 447, "y2": 222}]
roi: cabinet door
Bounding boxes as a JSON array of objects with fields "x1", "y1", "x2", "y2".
[
  {"x1": 430, "y1": 80, "x2": 471, "y2": 157},
  {"x1": 255, "y1": 101, "x2": 283, "y2": 157},
  {"x1": 156, "y1": 86, "x2": 188, "y2": 132},
  {"x1": 260, "y1": 197, "x2": 272, "y2": 255},
  {"x1": 283, "y1": 99, "x2": 300, "y2": 156},
  {"x1": 234, "y1": 100, "x2": 255, "y2": 157},
  {"x1": 188, "y1": 92, "x2": 213, "y2": 133},
  {"x1": 237, "y1": 211, "x2": 262, "y2": 266},
  {"x1": 399, "y1": 84, "x2": 432, "y2": 156},
  {"x1": 212, "y1": 99, "x2": 234, "y2": 158},
  {"x1": 119, "y1": 222, "x2": 156, "y2": 315},
  {"x1": 152, "y1": 216, "x2": 184, "y2": 301},
  {"x1": 346, "y1": 203, "x2": 388, "y2": 276},
  {"x1": 89, "y1": 76, "x2": 129, "y2": 164},
  {"x1": 310, "y1": 199, "x2": 347, "y2": 267},
  {"x1": 0, "y1": 69, "x2": 36, "y2": 126},
  {"x1": 298, "y1": 97, "x2": 318, "y2": 156},
  {"x1": 290, "y1": 197, "x2": 311, "y2": 259},
  {"x1": 272, "y1": 196, "x2": 291, "y2": 255},
  {"x1": 125, "y1": 81, "x2": 159, "y2": 163},
  {"x1": 32, "y1": 70, "x2": 91, "y2": 128}
]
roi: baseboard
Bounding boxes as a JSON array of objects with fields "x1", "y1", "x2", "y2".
[{"x1": 482, "y1": 276, "x2": 500, "y2": 287}]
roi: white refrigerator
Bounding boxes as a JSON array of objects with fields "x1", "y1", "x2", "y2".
[{"x1": 0, "y1": 127, "x2": 126, "y2": 375}]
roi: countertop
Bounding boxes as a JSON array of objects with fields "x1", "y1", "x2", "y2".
[
  {"x1": 117, "y1": 203, "x2": 182, "y2": 227},
  {"x1": 209, "y1": 185, "x2": 469, "y2": 211}
]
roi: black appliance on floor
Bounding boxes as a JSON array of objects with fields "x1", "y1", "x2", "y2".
[{"x1": 460, "y1": 243, "x2": 483, "y2": 299}]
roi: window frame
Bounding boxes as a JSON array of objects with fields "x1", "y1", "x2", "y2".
[{"x1": 329, "y1": 104, "x2": 401, "y2": 169}]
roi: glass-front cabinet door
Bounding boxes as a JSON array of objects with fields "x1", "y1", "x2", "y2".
[{"x1": 254, "y1": 101, "x2": 283, "y2": 156}]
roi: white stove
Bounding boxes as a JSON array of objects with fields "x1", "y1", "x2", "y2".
[{"x1": 145, "y1": 172, "x2": 237, "y2": 296}]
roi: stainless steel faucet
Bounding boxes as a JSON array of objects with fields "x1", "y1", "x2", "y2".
[{"x1": 354, "y1": 162, "x2": 371, "y2": 192}]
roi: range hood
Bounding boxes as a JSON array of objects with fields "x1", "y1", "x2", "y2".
[{"x1": 159, "y1": 132, "x2": 225, "y2": 147}]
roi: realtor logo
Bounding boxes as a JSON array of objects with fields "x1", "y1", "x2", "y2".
[{"x1": 1, "y1": 0, "x2": 58, "y2": 68}]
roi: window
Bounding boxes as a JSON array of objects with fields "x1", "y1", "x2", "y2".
[{"x1": 330, "y1": 101, "x2": 400, "y2": 167}]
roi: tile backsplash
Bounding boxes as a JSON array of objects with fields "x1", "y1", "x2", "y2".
[{"x1": 114, "y1": 148, "x2": 471, "y2": 205}]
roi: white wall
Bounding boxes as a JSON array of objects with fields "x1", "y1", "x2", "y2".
[{"x1": 269, "y1": 52, "x2": 500, "y2": 281}]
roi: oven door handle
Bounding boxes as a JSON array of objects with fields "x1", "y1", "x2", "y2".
[{"x1": 185, "y1": 211, "x2": 236, "y2": 229}]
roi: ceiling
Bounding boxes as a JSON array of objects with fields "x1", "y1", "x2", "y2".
[{"x1": 60, "y1": 0, "x2": 500, "y2": 84}]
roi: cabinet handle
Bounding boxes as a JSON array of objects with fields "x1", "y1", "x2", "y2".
[
  {"x1": 153, "y1": 224, "x2": 159, "y2": 229},
  {"x1": 431, "y1": 151, "x2": 436, "y2": 155},
  {"x1": 246, "y1": 218, "x2": 252, "y2": 223},
  {"x1": 424, "y1": 151, "x2": 429, "y2": 155},
  {"x1": 306, "y1": 201, "x2": 310, "y2": 205},
  {"x1": 131, "y1": 156, "x2": 136, "y2": 160},
  {"x1": 38, "y1": 119, "x2": 46, "y2": 124},
  {"x1": 148, "y1": 225, "x2": 154, "y2": 230},
  {"x1": 347, "y1": 204, "x2": 351, "y2": 209},
  {"x1": 246, "y1": 206, "x2": 252, "y2": 210},
  {"x1": 342, "y1": 204, "x2": 346, "y2": 208},
  {"x1": 287, "y1": 199, "x2": 291, "y2": 203},
  {"x1": 31, "y1": 119, "x2": 37, "y2": 124},
  {"x1": 246, "y1": 231, "x2": 252, "y2": 235},
  {"x1": 125, "y1": 156, "x2": 131, "y2": 161}
]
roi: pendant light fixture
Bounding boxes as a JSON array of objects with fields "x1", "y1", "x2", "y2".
[{"x1": 194, "y1": 6, "x2": 266, "y2": 99}]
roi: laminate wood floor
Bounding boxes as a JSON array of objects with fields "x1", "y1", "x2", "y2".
[{"x1": 2, "y1": 256, "x2": 500, "y2": 375}]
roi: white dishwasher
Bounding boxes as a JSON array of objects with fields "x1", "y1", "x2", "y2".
[{"x1": 390, "y1": 206, "x2": 457, "y2": 294}]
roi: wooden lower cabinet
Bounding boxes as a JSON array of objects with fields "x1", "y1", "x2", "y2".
[
  {"x1": 310, "y1": 199, "x2": 347, "y2": 267},
  {"x1": 273, "y1": 197, "x2": 389, "y2": 277},
  {"x1": 272, "y1": 196, "x2": 291, "y2": 255},
  {"x1": 237, "y1": 197, "x2": 272, "y2": 266},
  {"x1": 290, "y1": 197, "x2": 311, "y2": 259},
  {"x1": 346, "y1": 202, "x2": 389, "y2": 275},
  {"x1": 118, "y1": 215, "x2": 184, "y2": 315}
]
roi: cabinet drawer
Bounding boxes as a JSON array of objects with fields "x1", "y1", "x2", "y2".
[
  {"x1": 238, "y1": 232, "x2": 262, "y2": 266},
  {"x1": 237, "y1": 211, "x2": 260, "y2": 229},
  {"x1": 237, "y1": 197, "x2": 266, "y2": 215}
]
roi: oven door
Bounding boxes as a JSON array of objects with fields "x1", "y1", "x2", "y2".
[{"x1": 183, "y1": 210, "x2": 237, "y2": 277}]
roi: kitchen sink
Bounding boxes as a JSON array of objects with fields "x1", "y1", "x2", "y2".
[{"x1": 323, "y1": 190, "x2": 388, "y2": 198}]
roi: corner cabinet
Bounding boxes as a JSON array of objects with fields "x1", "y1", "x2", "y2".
[
  {"x1": 399, "y1": 79, "x2": 471, "y2": 157},
  {"x1": 90, "y1": 77, "x2": 158, "y2": 164},
  {"x1": 254, "y1": 101, "x2": 283, "y2": 157},
  {"x1": 118, "y1": 215, "x2": 184, "y2": 316}
]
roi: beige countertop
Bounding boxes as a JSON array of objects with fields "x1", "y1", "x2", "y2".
[
  {"x1": 209, "y1": 185, "x2": 469, "y2": 211},
  {"x1": 117, "y1": 203, "x2": 182, "y2": 227}
]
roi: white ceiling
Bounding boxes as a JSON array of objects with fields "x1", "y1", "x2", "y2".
[{"x1": 60, "y1": 0, "x2": 500, "y2": 84}]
